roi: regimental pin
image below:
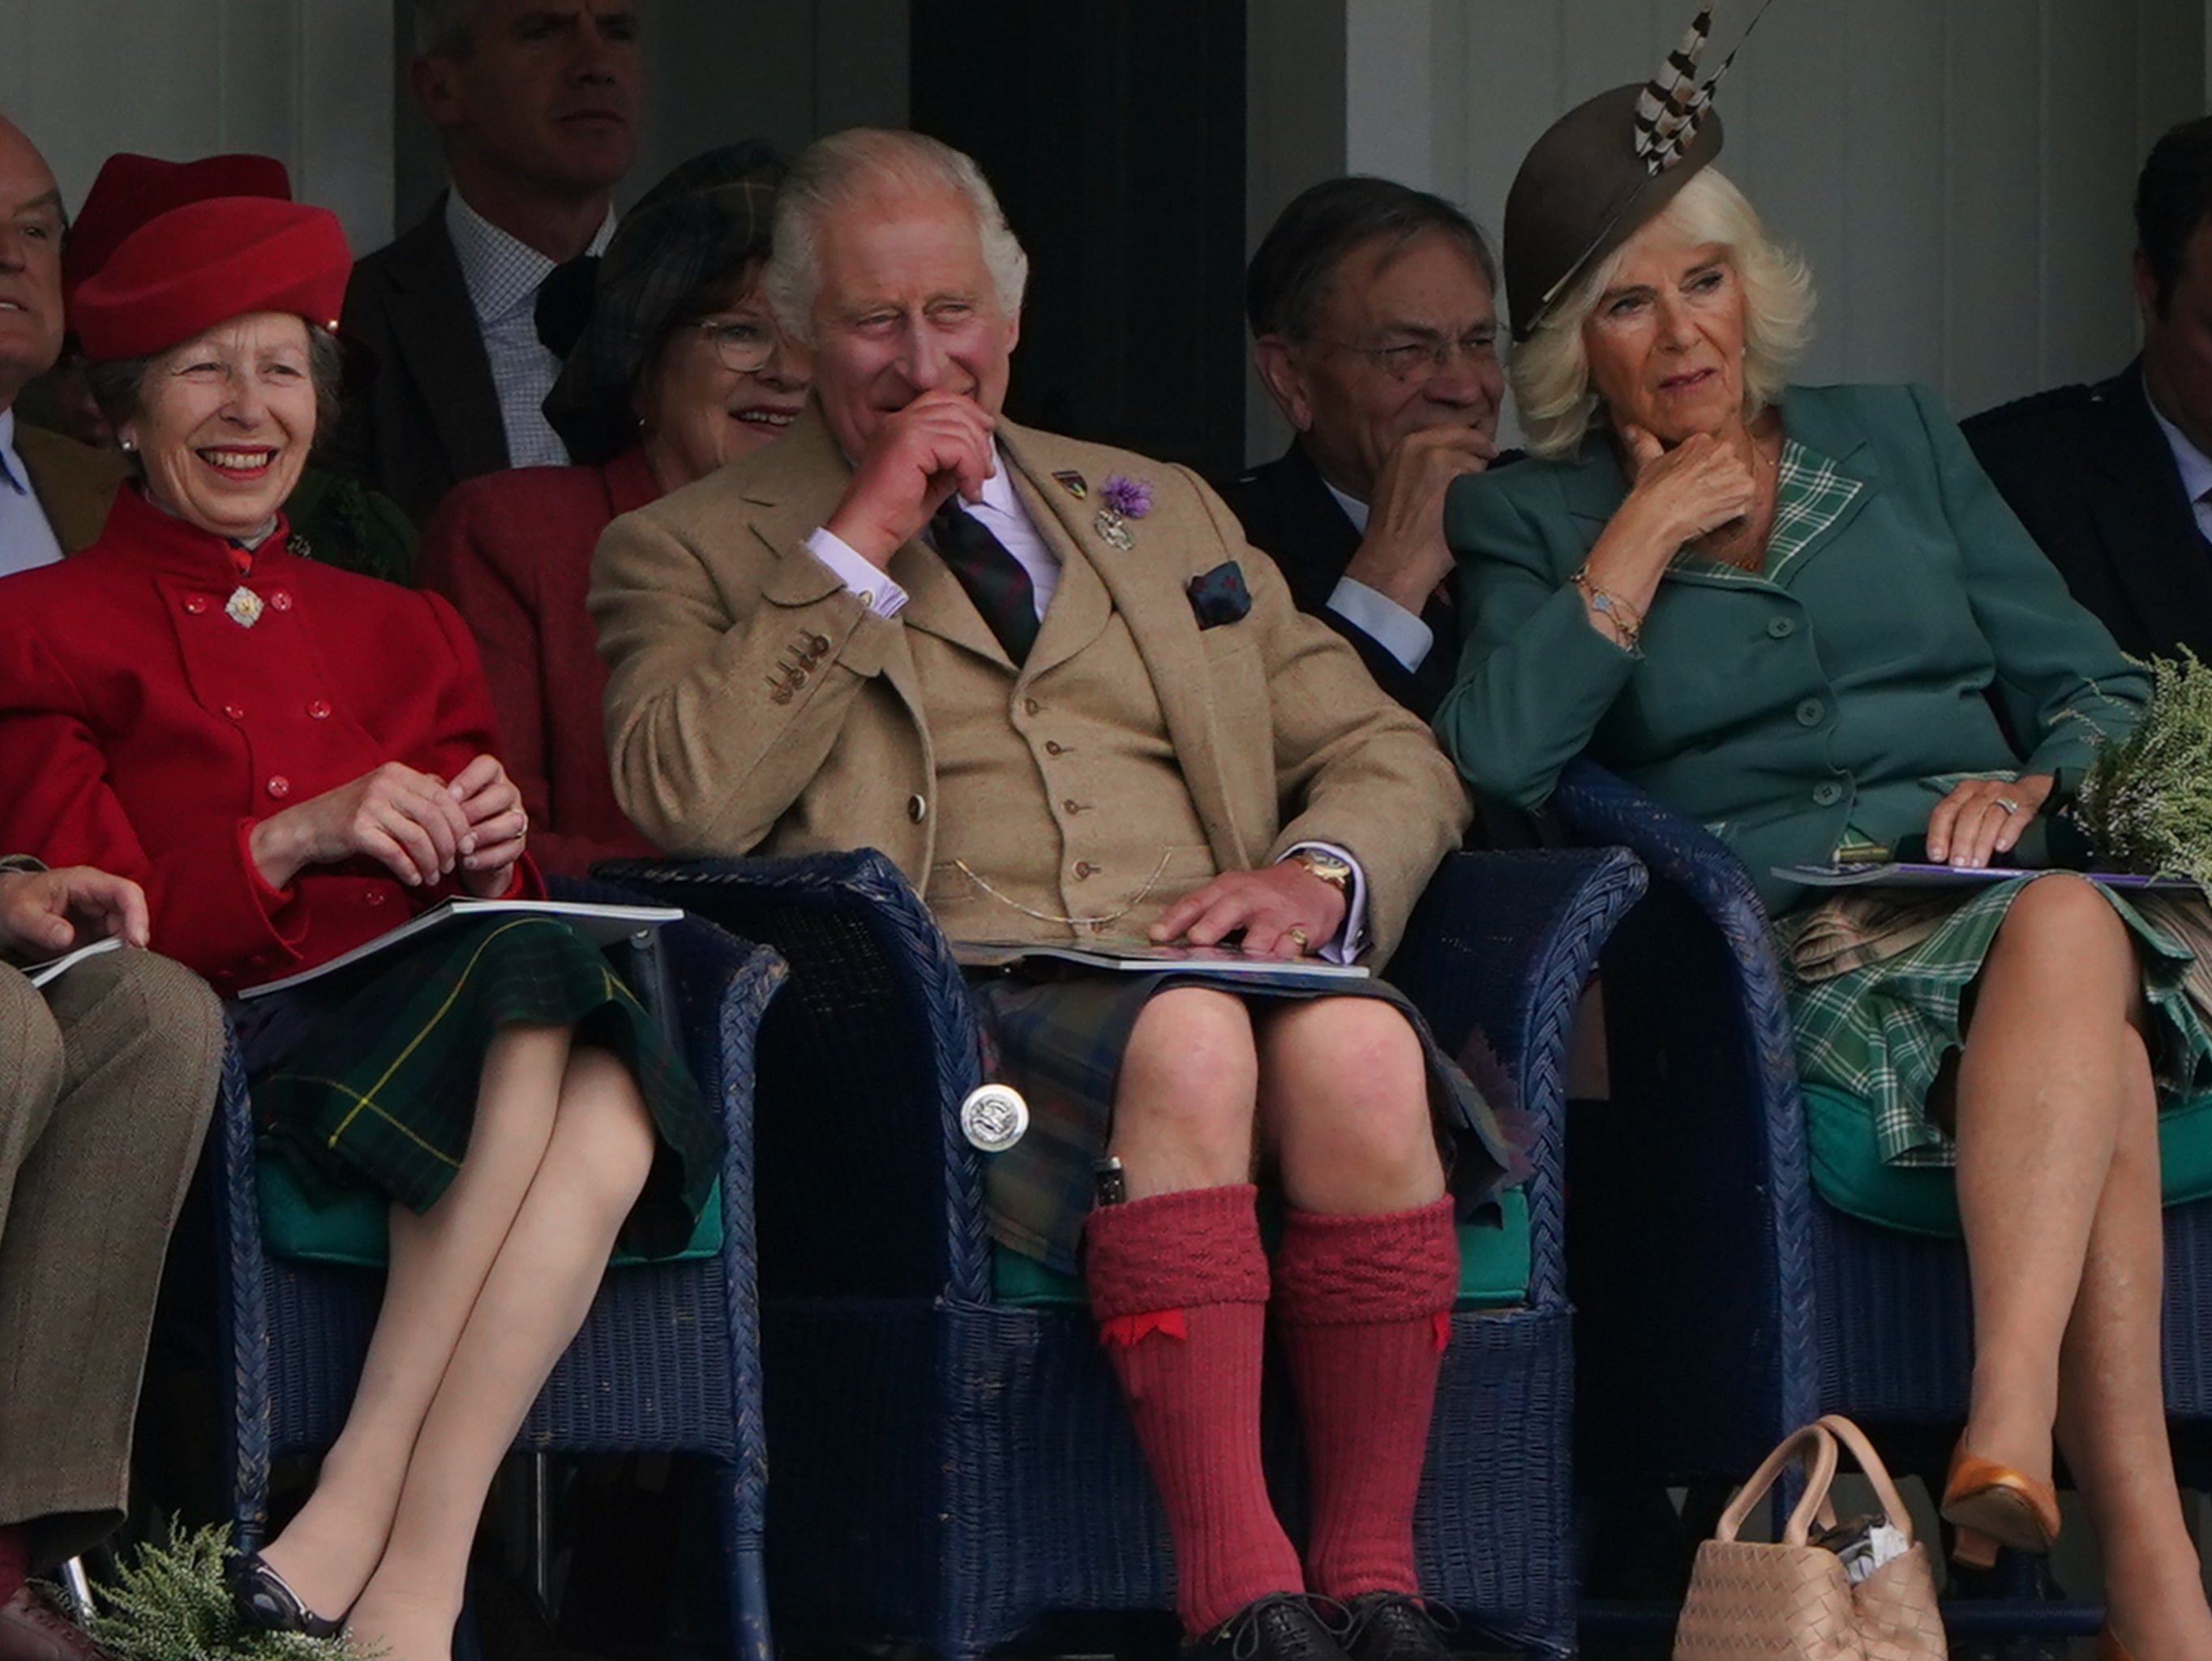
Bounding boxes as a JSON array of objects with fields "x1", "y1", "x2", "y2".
[
  {"x1": 225, "y1": 587, "x2": 264, "y2": 628},
  {"x1": 285, "y1": 532, "x2": 312, "y2": 559},
  {"x1": 1051, "y1": 469, "x2": 1088, "y2": 500},
  {"x1": 1093, "y1": 510, "x2": 1134, "y2": 551},
  {"x1": 958, "y1": 1082, "x2": 1030, "y2": 1153}
]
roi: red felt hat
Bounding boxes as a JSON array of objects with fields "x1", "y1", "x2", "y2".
[
  {"x1": 71, "y1": 196, "x2": 351, "y2": 362},
  {"x1": 63, "y1": 152, "x2": 294, "y2": 301}
]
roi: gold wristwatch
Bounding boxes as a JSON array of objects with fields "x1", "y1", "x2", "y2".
[{"x1": 1286, "y1": 848, "x2": 1354, "y2": 895}]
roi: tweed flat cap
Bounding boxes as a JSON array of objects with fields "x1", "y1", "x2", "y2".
[{"x1": 544, "y1": 139, "x2": 785, "y2": 463}]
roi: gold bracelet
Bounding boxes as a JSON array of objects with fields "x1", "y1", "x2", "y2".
[{"x1": 1571, "y1": 565, "x2": 1644, "y2": 655}]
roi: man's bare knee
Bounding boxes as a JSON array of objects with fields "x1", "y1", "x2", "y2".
[{"x1": 1112, "y1": 989, "x2": 1258, "y2": 1192}]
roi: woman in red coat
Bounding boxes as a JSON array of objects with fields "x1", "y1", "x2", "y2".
[
  {"x1": 418, "y1": 143, "x2": 808, "y2": 876},
  {"x1": 0, "y1": 198, "x2": 715, "y2": 1661}
]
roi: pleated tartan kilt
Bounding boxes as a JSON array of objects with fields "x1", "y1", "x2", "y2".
[
  {"x1": 969, "y1": 965, "x2": 1526, "y2": 1274},
  {"x1": 233, "y1": 915, "x2": 718, "y2": 1261}
]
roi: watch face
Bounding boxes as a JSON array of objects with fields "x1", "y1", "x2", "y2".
[{"x1": 1298, "y1": 851, "x2": 1352, "y2": 886}]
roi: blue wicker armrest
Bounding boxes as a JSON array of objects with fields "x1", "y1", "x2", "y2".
[
  {"x1": 1385, "y1": 847, "x2": 1646, "y2": 1309},
  {"x1": 1545, "y1": 756, "x2": 1821, "y2": 1464},
  {"x1": 591, "y1": 850, "x2": 991, "y2": 1302}
]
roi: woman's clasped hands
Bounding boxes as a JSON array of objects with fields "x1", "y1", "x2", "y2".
[{"x1": 247, "y1": 754, "x2": 529, "y2": 896}]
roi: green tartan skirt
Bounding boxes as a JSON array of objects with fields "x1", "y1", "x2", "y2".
[
  {"x1": 1778, "y1": 876, "x2": 2212, "y2": 1171},
  {"x1": 238, "y1": 916, "x2": 718, "y2": 1260},
  {"x1": 970, "y1": 966, "x2": 1525, "y2": 1274}
]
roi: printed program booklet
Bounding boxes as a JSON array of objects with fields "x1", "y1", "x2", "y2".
[
  {"x1": 1777, "y1": 861, "x2": 2200, "y2": 893},
  {"x1": 951, "y1": 937, "x2": 1370, "y2": 980},
  {"x1": 237, "y1": 897, "x2": 684, "y2": 1000},
  {"x1": 21, "y1": 934, "x2": 123, "y2": 990}
]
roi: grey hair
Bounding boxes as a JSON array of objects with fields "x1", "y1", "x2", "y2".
[
  {"x1": 1508, "y1": 167, "x2": 1815, "y2": 460},
  {"x1": 88, "y1": 325, "x2": 345, "y2": 473},
  {"x1": 411, "y1": 0, "x2": 478, "y2": 58},
  {"x1": 763, "y1": 127, "x2": 1028, "y2": 347}
]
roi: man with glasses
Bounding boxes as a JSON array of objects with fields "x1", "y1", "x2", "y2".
[{"x1": 1228, "y1": 179, "x2": 1510, "y2": 717}]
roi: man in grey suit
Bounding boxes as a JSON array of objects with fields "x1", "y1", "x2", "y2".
[
  {"x1": 0, "y1": 863, "x2": 224, "y2": 1661},
  {"x1": 332, "y1": 0, "x2": 643, "y2": 525}
]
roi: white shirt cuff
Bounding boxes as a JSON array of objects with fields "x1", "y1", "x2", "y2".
[
  {"x1": 805, "y1": 526, "x2": 908, "y2": 617},
  {"x1": 1326, "y1": 576, "x2": 1434, "y2": 671},
  {"x1": 1284, "y1": 841, "x2": 1370, "y2": 965}
]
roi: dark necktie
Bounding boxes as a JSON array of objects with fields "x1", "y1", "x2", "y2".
[
  {"x1": 534, "y1": 253, "x2": 602, "y2": 357},
  {"x1": 929, "y1": 500, "x2": 1040, "y2": 664}
]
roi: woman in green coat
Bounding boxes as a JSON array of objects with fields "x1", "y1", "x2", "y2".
[{"x1": 1438, "y1": 75, "x2": 2210, "y2": 1661}]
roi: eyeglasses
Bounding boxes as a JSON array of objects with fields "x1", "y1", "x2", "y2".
[
  {"x1": 1319, "y1": 328, "x2": 1502, "y2": 383},
  {"x1": 686, "y1": 317, "x2": 780, "y2": 374}
]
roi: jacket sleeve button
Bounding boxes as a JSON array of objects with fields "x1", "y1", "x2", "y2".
[{"x1": 907, "y1": 794, "x2": 928, "y2": 823}]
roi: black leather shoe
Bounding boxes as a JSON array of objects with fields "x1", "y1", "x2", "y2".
[
  {"x1": 225, "y1": 1552, "x2": 344, "y2": 1638},
  {"x1": 1340, "y1": 1592, "x2": 1455, "y2": 1661},
  {"x1": 1187, "y1": 1595, "x2": 1348, "y2": 1661}
]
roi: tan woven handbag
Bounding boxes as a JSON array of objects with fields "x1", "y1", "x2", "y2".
[{"x1": 1674, "y1": 1413, "x2": 1946, "y2": 1661}]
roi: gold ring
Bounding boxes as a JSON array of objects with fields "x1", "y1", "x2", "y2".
[
  {"x1": 1286, "y1": 926, "x2": 1310, "y2": 953},
  {"x1": 1994, "y1": 797, "x2": 2021, "y2": 816}
]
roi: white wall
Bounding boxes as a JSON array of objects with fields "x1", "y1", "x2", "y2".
[
  {"x1": 1252, "y1": 0, "x2": 2207, "y2": 460},
  {"x1": 0, "y1": 0, "x2": 393, "y2": 256}
]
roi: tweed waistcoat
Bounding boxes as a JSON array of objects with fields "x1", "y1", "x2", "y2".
[{"x1": 918, "y1": 534, "x2": 1215, "y2": 943}]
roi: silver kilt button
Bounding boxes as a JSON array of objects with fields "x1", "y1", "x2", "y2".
[{"x1": 958, "y1": 1083, "x2": 1030, "y2": 1153}]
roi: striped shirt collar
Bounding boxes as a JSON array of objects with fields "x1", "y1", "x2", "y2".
[
  {"x1": 444, "y1": 188, "x2": 615, "y2": 327},
  {"x1": 0, "y1": 407, "x2": 31, "y2": 497}
]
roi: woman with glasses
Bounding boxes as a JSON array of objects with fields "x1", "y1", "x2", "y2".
[{"x1": 419, "y1": 143, "x2": 807, "y2": 875}]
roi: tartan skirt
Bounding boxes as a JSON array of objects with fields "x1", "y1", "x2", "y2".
[
  {"x1": 969, "y1": 967, "x2": 1526, "y2": 1274},
  {"x1": 233, "y1": 916, "x2": 718, "y2": 1260},
  {"x1": 1778, "y1": 876, "x2": 2212, "y2": 1171}
]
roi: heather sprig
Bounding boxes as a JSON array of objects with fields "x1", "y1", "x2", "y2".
[
  {"x1": 44, "y1": 1522, "x2": 377, "y2": 1661},
  {"x1": 2068, "y1": 649, "x2": 2212, "y2": 888}
]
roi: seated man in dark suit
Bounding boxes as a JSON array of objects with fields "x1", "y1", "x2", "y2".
[
  {"x1": 1223, "y1": 179, "x2": 1507, "y2": 717},
  {"x1": 332, "y1": 0, "x2": 642, "y2": 526},
  {"x1": 1964, "y1": 116, "x2": 2212, "y2": 661}
]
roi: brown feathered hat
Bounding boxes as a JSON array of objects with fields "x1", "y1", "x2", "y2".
[{"x1": 1503, "y1": 4, "x2": 1768, "y2": 340}]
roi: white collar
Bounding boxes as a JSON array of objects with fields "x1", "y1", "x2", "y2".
[
  {"x1": 2144, "y1": 373, "x2": 2212, "y2": 507},
  {"x1": 0, "y1": 407, "x2": 29, "y2": 498},
  {"x1": 1322, "y1": 474, "x2": 1370, "y2": 533}
]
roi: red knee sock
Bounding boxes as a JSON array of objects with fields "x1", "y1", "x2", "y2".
[
  {"x1": 1272, "y1": 1197, "x2": 1460, "y2": 1600},
  {"x1": 1083, "y1": 1183, "x2": 1301, "y2": 1635},
  {"x1": 0, "y1": 1524, "x2": 27, "y2": 1604}
]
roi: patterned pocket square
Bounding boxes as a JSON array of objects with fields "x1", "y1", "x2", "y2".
[{"x1": 1186, "y1": 561, "x2": 1252, "y2": 629}]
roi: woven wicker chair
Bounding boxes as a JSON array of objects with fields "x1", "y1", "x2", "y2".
[
  {"x1": 1550, "y1": 756, "x2": 2212, "y2": 1640},
  {"x1": 598, "y1": 843, "x2": 1645, "y2": 1661},
  {"x1": 210, "y1": 909, "x2": 785, "y2": 1661}
]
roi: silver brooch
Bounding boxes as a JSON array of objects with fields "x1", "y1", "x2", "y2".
[
  {"x1": 958, "y1": 1083, "x2": 1030, "y2": 1153},
  {"x1": 225, "y1": 587, "x2": 264, "y2": 628}
]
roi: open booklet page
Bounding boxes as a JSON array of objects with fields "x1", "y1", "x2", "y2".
[
  {"x1": 951, "y1": 936, "x2": 1370, "y2": 980},
  {"x1": 237, "y1": 898, "x2": 684, "y2": 1000}
]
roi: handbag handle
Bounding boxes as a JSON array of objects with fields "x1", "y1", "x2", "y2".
[
  {"x1": 1814, "y1": 1413, "x2": 1920, "y2": 1545},
  {"x1": 1713, "y1": 1420, "x2": 1842, "y2": 1545}
]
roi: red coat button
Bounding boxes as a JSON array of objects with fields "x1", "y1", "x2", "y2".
[
  {"x1": 366, "y1": 888, "x2": 388, "y2": 905},
  {"x1": 266, "y1": 775, "x2": 291, "y2": 799},
  {"x1": 183, "y1": 595, "x2": 209, "y2": 614},
  {"x1": 270, "y1": 590, "x2": 294, "y2": 611},
  {"x1": 224, "y1": 704, "x2": 246, "y2": 721},
  {"x1": 308, "y1": 700, "x2": 331, "y2": 720}
]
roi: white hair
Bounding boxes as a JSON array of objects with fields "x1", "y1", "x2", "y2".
[
  {"x1": 764, "y1": 127, "x2": 1028, "y2": 347},
  {"x1": 1509, "y1": 167, "x2": 1815, "y2": 460}
]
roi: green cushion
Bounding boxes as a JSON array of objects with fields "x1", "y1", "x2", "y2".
[
  {"x1": 256, "y1": 1155, "x2": 725, "y2": 1268},
  {"x1": 1804, "y1": 1083, "x2": 2212, "y2": 1238},
  {"x1": 992, "y1": 1186, "x2": 1534, "y2": 1309}
]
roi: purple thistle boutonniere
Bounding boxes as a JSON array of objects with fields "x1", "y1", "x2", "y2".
[{"x1": 1094, "y1": 473, "x2": 1152, "y2": 550}]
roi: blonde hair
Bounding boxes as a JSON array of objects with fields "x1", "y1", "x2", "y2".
[
  {"x1": 765, "y1": 128, "x2": 1028, "y2": 348},
  {"x1": 1510, "y1": 167, "x2": 1814, "y2": 459}
]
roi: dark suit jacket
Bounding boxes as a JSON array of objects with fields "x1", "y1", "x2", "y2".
[
  {"x1": 329, "y1": 195, "x2": 508, "y2": 530},
  {"x1": 1962, "y1": 358, "x2": 2212, "y2": 661},
  {"x1": 1217, "y1": 439, "x2": 1464, "y2": 719}
]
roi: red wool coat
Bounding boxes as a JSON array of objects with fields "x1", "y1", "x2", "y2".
[
  {"x1": 0, "y1": 486, "x2": 537, "y2": 995},
  {"x1": 416, "y1": 448, "x2": 660, "y2": 878}
]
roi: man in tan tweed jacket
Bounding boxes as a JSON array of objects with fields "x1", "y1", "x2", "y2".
[
  {"x1": 0, "y1": 859, "x2": 223, "y2": 1660},
  {"x1": 592, "y1": 128, "x2": 1485, "y2": 1661}
]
